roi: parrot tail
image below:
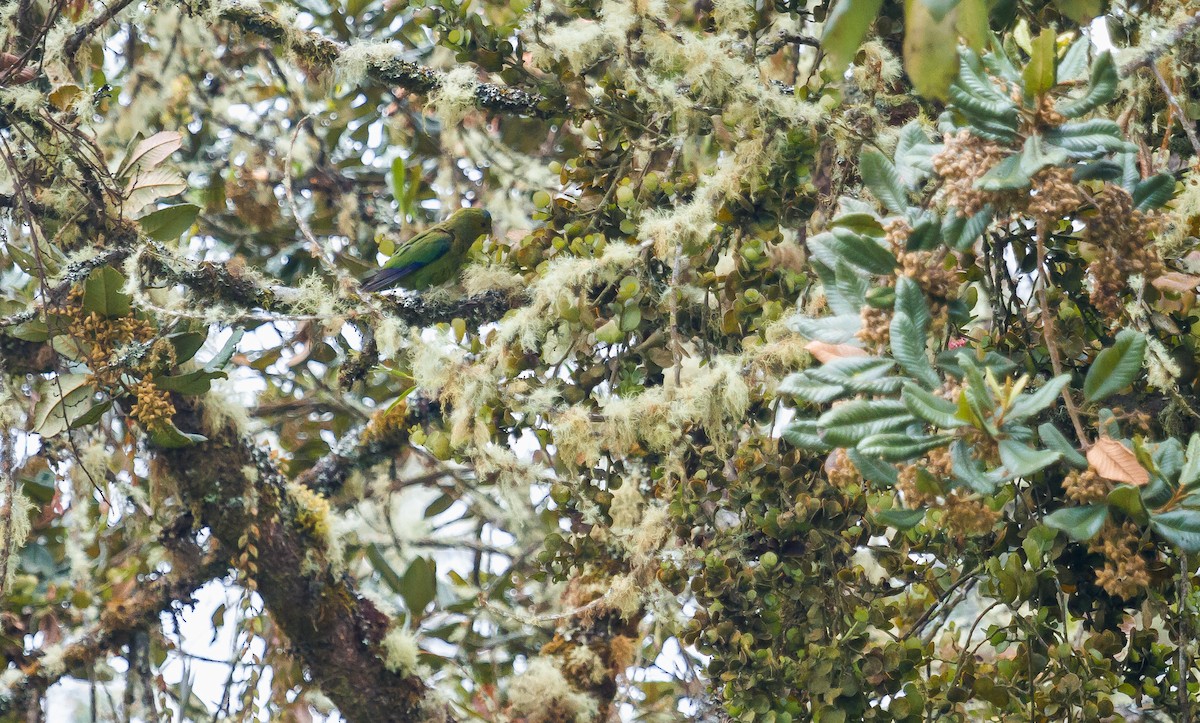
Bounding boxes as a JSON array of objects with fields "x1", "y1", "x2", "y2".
[{"x1": 361, "y1": 264, "x2": 420, "y2": 292}]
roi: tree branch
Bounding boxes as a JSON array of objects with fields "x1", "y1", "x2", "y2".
[
  {"x1": 208, "y1": 1, "x2": 563, "y2": 119},
  {"x1": 157, "y1": 396, "x2": 445, "y2": 721}
]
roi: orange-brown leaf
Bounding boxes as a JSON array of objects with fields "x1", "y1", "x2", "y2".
[
  {"x1": 1087, "y1": 437, "x2": 1149, "y2": 486},
  {"x1": 805, "y1": 340, "x2": 867, "y2": 364}
]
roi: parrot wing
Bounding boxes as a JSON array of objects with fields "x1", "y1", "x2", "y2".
[{"x1": 361, "y1": 229, "x2": 452, "y2": 292}]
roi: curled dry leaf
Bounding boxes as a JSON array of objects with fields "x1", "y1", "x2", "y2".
[
  {"x1": 0, "y1": 52, "x2": 37, "y2": 85},
  {"x1": 805, "y1": 340, "x2": 867, "y2": 363},
  {"x1": 1087, "y1": 436, "x2": 1150, "y2": 486}
]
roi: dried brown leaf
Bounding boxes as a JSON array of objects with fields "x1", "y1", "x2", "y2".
[
  {"x1": 1087, "y1": 437, "x2": 1149, "y2": 486},
  {"x1": 805, "y1": 340, "x2": 867, "y2": 363}
]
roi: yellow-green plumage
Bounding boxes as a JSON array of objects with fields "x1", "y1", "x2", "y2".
[{"x1": 362, "y1": 208, "x2": 491, "y2": 292}]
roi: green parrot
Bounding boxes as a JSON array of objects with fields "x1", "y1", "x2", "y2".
[{"x1": 361, "y1": 208, "x2": 492, "y2": 292}]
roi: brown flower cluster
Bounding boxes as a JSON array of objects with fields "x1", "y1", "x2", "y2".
[
  {"x1": 1025, "y1": 166, "x2": 1085, "y2": 221},
  {"x1": 128, "y1": 376, "x2": 176, "y2": 430},
  {"x1": 827, "y1": 448, "x2": 863, "y2": 490},
  {"x1": 932, "y1": 130, "x2": 1007, "y2": 216},
  {"x1": 1033, "y1": 95, "x2": 1066, "y2": 128},
  {"x1": 895, "y1": 446, "x2": 953, "y2": 509},
  {"x1": 1085, "y1": 185, "x2": 1164, "y2": 322},
  {"x1": 66, "y1": 310, "x2": 155, "y2": 388},
  {"x1": 1090, "y1": 520, "x2": 1151, "y2": 599},
  {"x1": 944, "y1": 490, "x2": 1001, "y2": 537},
  {"x1": 857, "y1": 306, "x2": 891, "y2": 350},
  {"x1": 899, "y1": 250, "x2": 959, "y2": 330},
  {"x1": 1062, "y1": 469, "x2": 1111, "y2": 504}
]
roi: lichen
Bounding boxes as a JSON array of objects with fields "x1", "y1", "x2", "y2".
[
  {"x1": 428, "y1": 65, "x2": 478, "y2": 127},
  {"x1": 507, "y1": 657, "x2": 599, "y2": 723},
  {"x1": 380, "y1": 625, "x2": 420, "y2": 676}
]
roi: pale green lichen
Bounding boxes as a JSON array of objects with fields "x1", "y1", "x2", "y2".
[
  {"x1": 461, "y1": 263, "x2": 527, "y2": 296},
  {"x1": 380, "y1": 625, "x2": 420, "y2": 675},
  {"x1": 507, "y1": 657, "x2": 599, "y2": 723},
  {"x1": 428, "y1": 65, "x2": 478, "y2": 127},
  {"x1": 334, "y1": 40, "x2": 405, "y2": 86},
  {"x1": 1, "y1": 489, "x2": 33, "y2": 593}
]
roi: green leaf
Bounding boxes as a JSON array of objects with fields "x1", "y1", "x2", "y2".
[
  {"x1": 1133, "y1": 174, "x2": 1176, "y2": 210},
  {"x1": 818, "y1": 400, "x2": 915, "y2": 447},
  {"x1": 1181, "y1": 433, "x2": 1200, "y2": 491},
  {"x1": 903, "y1": 0, "x2": 961, "y2": 100},
  {"x1": 1053, "y1": 0, "x2": 1104, "y2": 23},
  {"x1": 859, "y1": 150, "x2": 909, "y2": 215},
  {"x1": 831, "y1": 212, "x2": 886, "y2": 237},
  {"x1": 782, "y1": 418, "x2": 833, "y2": 453},
  {"x1": 1044, "y1": 119, "x2": 1136, "y2": 158},
  {"x1": 149, "y1": 420, "x2": 209, "y2": 449},
  {"x1": 1151, "y1": 509, "x2": 1200, "y2": 552},
  {"x1": 828, "y1": 228, "x2": 898, "y2": 275},
  {"x1": 1005, "y1": 374, "x2": 1070, "y2": 422},
  {"x1": 975, "y1": 154, "x2": 1031, "y2": 191},
  {"x1": 70, "y1": 400, "x2": 111, "y2": 429},
  {"x1": 955, "y1": 0, "x2": 989, "y2": 51},
  {"x1": 1038, "y1": 422, "x2": 1087, "y2": 469},
  {"x1": 942, "y1": 205, "x2": 993, "y2": 251},
  {"x1": 366, "y1": 544, "x2": 406, "y2": 593},
  {"x1": 807, "y1": 356, "x2": 901, "y2": 394},
  {"x1": 168, "y1": 331, "x2": 208, "y2": 364},
  {"x1": 789, "y1": 314, "x2": 862, "y2": 345},
  {"x1": 920, "y1": 0, "x2": 961, "y2": 21},
  {"x1": 1023, "y1": 28, "x2": 1057, "y2": 95},
  {"x1": 892, "y1": 121, "x2": 938, "y2": 185},
  {"x1": 83, "y1": 266, "x2": 132, "y2": 319},
  {"x1": 1059, "y1": 51, "x2": 1117, "y2": 118},
  {"x1": 1083, "y1": 329, "x2": 1146, "y2": 402},
  {"x1": 873, "y1": 508, "x2": 926, "y2": 530},
  {"x1": 847, "y1": 448, "x2": 899, "y2": 487},
  {"x1": 858, "y1": 433, "x2": 952, "y2": 461},
  {"x1": 204, "y1": 328, "x2": 245, "y2": 372},
  {"x1": 138, "y1": 203, "x2": 200, "y2": 241},
  {"x1": 156, "y1": 369, "x2": 226, "y2": 396},
  {"x1": 1018, "y1": 135, "x2": 1070, "y2": 179},
  {"x1": 998, "y1": 439, "x2": 1062, "y2": 478},
  {"x1": 1057, "y1": 36, "x2": 1091, "y2": 81},
  {"x1": 401, "y1": 556, "x2": 438, "y2": 613},
  {"x1": 821, "y1": 0, "x2": 885, "y2": 76},
  {"x1": 779, "y1": 372, "x2": 845, "y2": 404},
  {"x1": 34, "y1": 375, "x2": 94, "y2": 438},
  {"x1": 1044, "y1": 505, "x2": 1108, "y2": 542},
  {"x1": 902, "y1": 383, "x2": 967, "y2": 428},
  {"x1": 951, "y1": 439, "x2": 1001, "y2": 493},
  {"x1": 1107, "y1": 485, "x2": 1148, "y2": 524},
  {"x1": 890, "y1": 277, "x2": 939, "y2": 388}
]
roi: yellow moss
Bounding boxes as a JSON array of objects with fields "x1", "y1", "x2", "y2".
[
  {"x1": 531, "y1": 0, "x2": 635, "y2": 74},
  {"x1": 288, "y1": 482, "x2": 332, "y2": 540}
]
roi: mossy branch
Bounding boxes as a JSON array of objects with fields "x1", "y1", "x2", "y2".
[
  {"x1": 210, "y1": 1, "x2": 563, "y2": 119},
  {"x1": 0, "y1": 528, "x2": 223, "y2": 715},
  {"x1": 157, "y1": 396, "x2": 444, "y2": 722}
]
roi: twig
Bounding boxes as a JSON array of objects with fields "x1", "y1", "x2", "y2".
[
  {"x1": 1035, "y1": 221, "x2": 1090, "y2": 450},
  {"x1": 1120, "y1": 11, "x2": 1200, "y2": 77},
  {"x1": 1149, "y1": 63, "x2": 1200, "y2": 156}
]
